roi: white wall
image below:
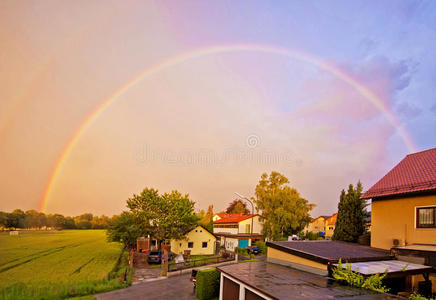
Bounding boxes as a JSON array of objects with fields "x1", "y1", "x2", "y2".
[
  {"x1": 213, "y1": 226, "x2": 238, "y2": 235},
  {"x1": 238, "y1": 216, "x2": 262, "y2": 234},
  {"x1": 224, "y1": 237, "x2": 239, "y2": 251}
]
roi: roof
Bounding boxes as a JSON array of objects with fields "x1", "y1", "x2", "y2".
[
  {"x1": 187, "y1": 225, "x2": 216, "y2": 240},
  {"x1": 214, "y1": 213, "x2": 230, "y2": 218},
  {"x1": 362, "y1": 148, "x2": 436, "y2": 199},
  {"x1": 213, "y1": 232, "x2": 262, "y2": 238},
  {"x1": 313, "y1": 215, "x2": 330, "y2": 221},
  {"x1": 332, "y1": 260, "x2": 432, "y2": 277},
  {"x1": 325, "y1": 213, "x2": 338, "y2": 226},
  {"x1": 267, "y1": 240, "x2": 392, "y2": 264},
  {"x1": 213, "y1": 213, "x2": 258, "y2": 224},
  {"x1": 217, "y1": 261, "x2": 400, "y2": 300}
]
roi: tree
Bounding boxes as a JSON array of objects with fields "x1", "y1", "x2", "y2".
[
  {"x1": 74, "y1": 213, "x2": 93, "y2": 229},
  {"x1": 255, "y1": 171, "x2": 314, "y2": 240},
  {"x1": 332, "y1": 181, "x2": 367, "y2": 242},
  {"x1": 225, "y1": 199, "x2": 250, "y2": 214},
  {"x1": 199, "y1": 205, "x2": 214, "y2": 232},
  {"x1": 7, "y1": 209, "x2": 25, "y2": 229},
  {"x1": 0, "y1": 211, "x2": 8, "y2": 229},
  {"x1": 107, "y1": 212, "x2": 145, "y2": 248},
  {"x1": 127, "y1": 188, "x2": 199, "y2": 242}
]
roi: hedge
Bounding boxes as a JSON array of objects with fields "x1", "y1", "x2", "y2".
[{"x1": 195, "y1": 268, "x2": 220, "y2": 300}]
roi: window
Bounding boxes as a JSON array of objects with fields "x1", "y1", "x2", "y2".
[
  {"x1": 329, "y1": 226, "x2": 334, "y2": 230},
  {"x1": 245, "y1": 224, "x2": 250, "y2": 233},
  {"x1": 202, "y1": 242, "x2": 207, "y2": 248},
  {"x1": 417, "y1": 207, "x2": 436, "y2": 228},
  {"x1": 188, "y1": 242, "x2": 194, "y2": 248}
]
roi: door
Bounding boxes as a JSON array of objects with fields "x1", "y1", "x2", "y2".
[
  {"x1": 238, "y1": 239, "x2": 249, "y2": 248},
  {"x1": 223, "y1": 276, "x2": 240, "y2": 300}
]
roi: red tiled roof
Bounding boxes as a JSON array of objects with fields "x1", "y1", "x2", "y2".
[
  {"x1": 213, "y1": 213, "x2": 258, "y2": 224},
  {"x1": 361, "y1": 148, "x2": 436, "y2": 199},
  {"x1": 326, "y1": 213, "x2": 338, "y2": 226}
]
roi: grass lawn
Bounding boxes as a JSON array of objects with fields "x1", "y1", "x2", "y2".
[{"x1": 0, "y1": 230, "x2": 131, "y2": 300}]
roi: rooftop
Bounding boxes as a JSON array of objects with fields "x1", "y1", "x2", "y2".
[
  {"x1": 217, "y1": 261, "x2": 400, "y2": 300},
  {"x1": 361, "y1": 148, "x2": 436, "y2": 200},
  {"x1": 267, "y1": 241, "x2": 392, "y2": 264},
  {"x1": 213, "y1": 213, "x2": 258, "y2": 224},
  {"x1": 332, "y1": 260, "x2": 432, "y2": 277}
]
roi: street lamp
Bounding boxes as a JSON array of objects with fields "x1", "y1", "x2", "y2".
[{"x1": 234, "y1": 192, "x2": 254, "y2": 240}]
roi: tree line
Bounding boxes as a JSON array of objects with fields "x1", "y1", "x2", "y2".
[{"x1": 0, "y1": 209, "x2": 114, "y2": 230}]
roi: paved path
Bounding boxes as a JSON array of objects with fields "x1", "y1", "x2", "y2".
[{"x1": 96, "y1": 274, "x2": 196, "y2": 300}]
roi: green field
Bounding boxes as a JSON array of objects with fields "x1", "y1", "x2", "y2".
[{"x1": 0, "y1": 230, "x2": 130, "y2": 300}]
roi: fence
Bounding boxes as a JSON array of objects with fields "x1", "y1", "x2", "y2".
[{"x1": 168, "y1": 255, "x2": 234, "y2": 272}]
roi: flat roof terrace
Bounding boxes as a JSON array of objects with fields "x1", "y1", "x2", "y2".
[
  {"x1": 267, "y1": 240, "x2": 392, "y2": 264},
  {"x1": 217, "y1": 261, "x2": 400, "y2": 300}
]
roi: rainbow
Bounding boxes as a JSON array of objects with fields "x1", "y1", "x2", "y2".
[{"x1": 38, "y1": 43, "x2": 417, "y2": 212}]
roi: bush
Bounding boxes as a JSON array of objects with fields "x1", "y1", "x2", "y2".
[
  {"x1": 195, "y1": 268, "x2": 220, "y2": 300},
  {"x1": 333, "y1": 259, "x2": 389, "y2": 293},
  {"x1": 409, "y1": 292, "x2": 435, "y2": 300},
  {"x1": 302, "y1": 231, "x2": 323, "y2": 240},
  {"x1": 256, "y1": 241, "x2": 267, "y2": 254},
  {"x1": 234, "y1": 247, "x2": 248, "y2": 256}
]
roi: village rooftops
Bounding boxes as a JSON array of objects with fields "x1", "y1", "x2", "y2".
[
  {"x1": 361, "y1": 147, "x2": 436, "y2": 200},
  {"x1": 217, "y1": 261, "x2": 400, "y2": 300},
  {"x1": 213, "y1": 213, "x2": 258, "y2": 224},
  {"x1": 267, "y1": 240, "x2": 392, "y2": 264}
]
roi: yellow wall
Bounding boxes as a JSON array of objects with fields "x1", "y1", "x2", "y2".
[
  {"x1": 170, "y1": 226, "x2": 216, "y2": 255},
  {"x1": 267, "y1": 247, "x2": 327, "y2": 271},
  {"x1": 305, "y1": 217, "x2": 326, "y2": 234},
  {"x1": 325, "y1": 214, "x2": 337, "y2": 238},
  {"x1": 325, "y1": 224, "x2": 335, "y2": 238},
  {"x1": 371, "y1": 194, "x2": 436, "y2": 250}
]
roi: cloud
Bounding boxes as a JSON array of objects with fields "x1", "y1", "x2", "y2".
[{"x1": 396, "y1": 102, "x2": 422, "y2": 119}]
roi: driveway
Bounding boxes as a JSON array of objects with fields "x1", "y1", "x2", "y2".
[{"x1": 96, "y1": 274, "x2": 196, "y2": 300}]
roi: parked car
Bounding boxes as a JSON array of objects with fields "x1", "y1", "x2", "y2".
[
  {"x1": 147, "y1": 250, "x2": 174, "y2": 264},
  {"x1": 246, "y1": 246, "x2": 260, "y2": 255}
]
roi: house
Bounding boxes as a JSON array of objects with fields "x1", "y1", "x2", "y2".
[
  {"x1": 361, "y1": 148, "x2": 436, "y2": 249},
  {"x1": 361, "y1": 147, "x2": 436, "y2": 294},
  {"x1": 303, "y1": 215, "x2": 328, "y2": 235},
  {"x1": 303, "y1": 213, "x2": 337, "y2": 238},
  {"x1": 213, "y1": 213, "x2": 262, "y2": 251},
  {"x1": 325, "y1": 213, "x2": 338, "y2": 239},
  {"x1": 170, "y1": 225, "x2": 216, "y2": 256}
]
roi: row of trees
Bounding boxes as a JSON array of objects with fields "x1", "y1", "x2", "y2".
[
  {"x1": 1, "y1": 172, "x2": 368, "y2": 246},
  {"x1": 0, "y1": 210, "x2": 113, "y2": 230}
]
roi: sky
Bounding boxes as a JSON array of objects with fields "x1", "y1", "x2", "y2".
[{"x1": 0, "y1": 0, "x2": 435, "y2": 217}]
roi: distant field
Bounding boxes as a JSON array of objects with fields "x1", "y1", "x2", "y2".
[{"x1": 0, "y1": 230, "x2": 128, "y2": 300}]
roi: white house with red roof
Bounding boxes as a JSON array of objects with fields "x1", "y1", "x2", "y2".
[{"x1": 213, "y1": 213, "x2": 263, "y2": 251}]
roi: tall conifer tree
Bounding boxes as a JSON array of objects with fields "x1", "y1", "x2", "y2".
[{"x1": 332, "y1": 181, "x2": 367, "y2": 242}]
